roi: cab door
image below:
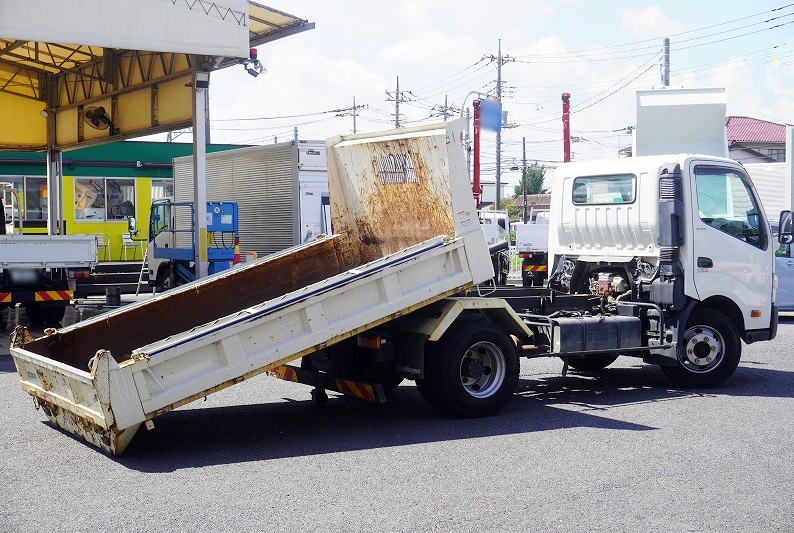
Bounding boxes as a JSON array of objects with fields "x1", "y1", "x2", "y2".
[
  {"x1": 689, "y1": 162, "x2": 773, "y2": 329},
  {"x1": 775, "y1": 239, "x2": 794, "y2": 310}
]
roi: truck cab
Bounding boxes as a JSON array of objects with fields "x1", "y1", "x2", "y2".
[{"x1": 547, "y1": 153, "x2": 778, "y2": 384}]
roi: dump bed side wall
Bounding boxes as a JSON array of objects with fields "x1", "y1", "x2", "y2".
[{"x1": 26, "y1": 236, "x2": 356, "y2": 370}]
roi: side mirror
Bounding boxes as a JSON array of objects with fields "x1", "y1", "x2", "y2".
[{"x1": 778, "y1": 210, "x2": 793, "y2": 244}]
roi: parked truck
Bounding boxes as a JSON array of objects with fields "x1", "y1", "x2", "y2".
[
  {"x1": 9, "y1": 118, "x2": 780, "y2": 455},
  {"x1": 514, "y1": 210, "x2": 549, "y2": 287},
  {"x1": 0, "y1": 184, "x2": 96, "y2": 325},
  {"x1": 146, "y1": 199, "x2": 239, "y2": 290}
]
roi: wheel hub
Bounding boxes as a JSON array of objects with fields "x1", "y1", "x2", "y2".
[
  {"x1": 461, "y1": 358, "x2": 485, "y2": 380},
  {"x1": 459, "y1": 341, "x2": 506, "y2": 399},
  {"x1": 681, "y1": 325, "x2": 724, "y2": 373}
]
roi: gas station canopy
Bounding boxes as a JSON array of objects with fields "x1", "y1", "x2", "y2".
[{"x1": 0, "y1": 1, "x2": 313, "y2": 151}]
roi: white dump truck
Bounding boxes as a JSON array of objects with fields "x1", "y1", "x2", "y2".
[{"x1": 9, "y1": 119, "x2": 781, "y2": 455}]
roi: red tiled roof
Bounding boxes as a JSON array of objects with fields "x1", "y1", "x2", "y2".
[{"x1": 725, "y1": 116, "x2": 785, "y2": 144}]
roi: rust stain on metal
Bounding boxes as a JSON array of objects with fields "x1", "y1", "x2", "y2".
[{"x1": 10, "y1": 326, "x2": 34, "y2": 348}]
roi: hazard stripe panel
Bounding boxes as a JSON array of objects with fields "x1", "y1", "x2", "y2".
[
  {"x1": 34, "y1": 290, "x2": 74, "y2": 302},
  {"x1": 0, "y1": 292, "x2": 10, "y2": 303},
  {"x1": 267, "y1": 365, "x2": 298, "y2": 382},
  {"x1": 523, "y1": 265, "x2": 548, "y2": 272},
  {"x1": 335, "y1": 378, "x2": 376, "y2": 402}
]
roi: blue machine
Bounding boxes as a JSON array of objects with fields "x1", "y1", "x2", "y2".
[{"x1": 149, "y1": 200, "x2": 239, "y2": 286}]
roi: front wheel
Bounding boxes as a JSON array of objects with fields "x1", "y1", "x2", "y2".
[
  {"x1": 157, "y1": 268, "x2": 174, "y2": 292},
  {"x1": 417, "y1": 320, "x2": 519, "y2": 417},
  {"x1": 661, "y1": 309, "x2": 741, "y2": 387}
]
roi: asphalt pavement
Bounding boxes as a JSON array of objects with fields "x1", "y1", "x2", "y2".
[{"x1": 1, "y1": 310, "x2": 793, "y2": 532}]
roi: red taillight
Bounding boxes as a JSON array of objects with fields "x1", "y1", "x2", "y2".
[
  {"x1": 519, "y1": 253, "x2": 530, "y2": 258},
  {"x1": 357, "y1": 334, "x2": 383, "y2": 350},
  {"x1": 68, "y1": 269, "x2": 92, "y2": 279}
]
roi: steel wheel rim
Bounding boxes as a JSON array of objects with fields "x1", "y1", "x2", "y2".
[
  {"x1": 681, "y1": 325, "x2": 725, "y2": 373},
  {"x1": 459, "y1": 341, "x2": 506, "y2": 398}
]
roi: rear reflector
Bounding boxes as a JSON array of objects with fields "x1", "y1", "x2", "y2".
[{"x1": 357, "y1": 334, "x2": 382, "y2": 350}]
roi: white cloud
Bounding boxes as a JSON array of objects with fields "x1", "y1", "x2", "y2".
[{"x1": 620, "y1": 6, "x2": 688, "y2": 38}]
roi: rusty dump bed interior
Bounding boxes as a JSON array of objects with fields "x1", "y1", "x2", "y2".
[
  {"x1": 25, "y1": 236, "x2": 356, "y2": 370},
  {"x1": 24, "y1": 121, "x2": 468, "y2": 373}
]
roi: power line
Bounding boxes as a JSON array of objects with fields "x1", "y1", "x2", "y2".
[
  {"x1": 512, "y1": 3, "x2": 794, "y2": 58},
  {"x1": 212, "y1": 106, "x2": 360, "y2": 122}
]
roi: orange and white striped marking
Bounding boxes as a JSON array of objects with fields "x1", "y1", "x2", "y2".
[
  {"x1": 34, "y1": 290, "x2": 73, "y2": 302},
  {"x1": 335, "y1": 378, "x2": 376, "y2": 402},
  {"x1": 268, "y1": 365, "x2": 298, "y2": 382}
]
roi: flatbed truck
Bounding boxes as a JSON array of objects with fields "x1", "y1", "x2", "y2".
[
  {"x1": 9, "y1": 120, "x2": 780, "y2": 455},
  {"x1": 1, "y1": 187, "x2": 96, "y2": 324}
]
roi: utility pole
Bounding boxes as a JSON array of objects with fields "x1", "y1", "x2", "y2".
[
  {"x1": 352, "y1": 96, "x2": 357, "y2": 133},
  {"x1": 385, "y1": 76, "x2": 414, "y2": 128},
  {"x1": 662, "y1": 37, "x2": 670, "y2": 87},
  {"x1": 496, "y1": 39, "x2": 502, "y2": 210},
  {"x1": 522, "y1": 136, "x2": 528, "y2": 223},
  {"x1": 562, "y1": 92, "x2": 571, "y2": 163},
  {"x1": 487, "y1": 39, "x2": 513, "y2": 210}
]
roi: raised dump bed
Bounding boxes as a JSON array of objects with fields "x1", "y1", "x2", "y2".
[{"x1": 10, "y1": 120, "x2": 493, "y2": 454}]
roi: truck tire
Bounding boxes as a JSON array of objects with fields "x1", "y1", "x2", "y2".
[
  {"x1": 157, "y1": 268, "x2": 174, "y2": 292},
  {"x1": 566, "y1": 354, "x2": 619, "y2": 371},
  {"x1": 661, "y1": 309, "x2": 741, "y2": 387},
  {"x1": 24, "y1": 304, "x2": 65, "y2": 326},
  {"x1": 418, "y1": 320, "x2": 519, "y2": 417}
]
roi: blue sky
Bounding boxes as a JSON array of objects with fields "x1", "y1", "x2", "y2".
[{"x1": 197, "y1": 1, "x2": 794, "y2": 187}]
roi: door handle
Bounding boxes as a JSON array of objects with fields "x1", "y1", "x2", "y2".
[{"x1": 697, "y1": 257, "x2": 713, "y2": 268}]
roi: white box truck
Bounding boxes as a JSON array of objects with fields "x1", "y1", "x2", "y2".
[{"x1": 171, "y1": 140, "x2": 331, "y2": 257}]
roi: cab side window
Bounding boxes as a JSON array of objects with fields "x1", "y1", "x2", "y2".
[{"x1": 694, "y1": 166, "x2": 766, "y2": 250}]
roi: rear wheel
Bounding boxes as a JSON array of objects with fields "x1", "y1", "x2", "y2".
[
  {"x1": 566, "y1": 353, "x2": 619, "y2": 371},
  {"x1": 417, "y1": 320, "x2": 519, "y2": 417},
  {"x1": 661, "y1": 309, "x2": 740, "y2": 387}
]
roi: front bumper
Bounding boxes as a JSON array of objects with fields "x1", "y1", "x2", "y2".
[{"x1": 743, "y1": 305, "x2": 778, "y2": 344}]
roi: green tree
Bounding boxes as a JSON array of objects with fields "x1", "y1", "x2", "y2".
[{"x1": 513, "y1": 166, "x2": 547, "y2": 197}]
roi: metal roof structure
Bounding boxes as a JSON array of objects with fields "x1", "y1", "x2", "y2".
[
  {"x1": 725, "y1": 116, "x2": 786, "y2": 145},
  {"x1": 0, "y1": 1, "x2": 313, "y2": 151}
]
